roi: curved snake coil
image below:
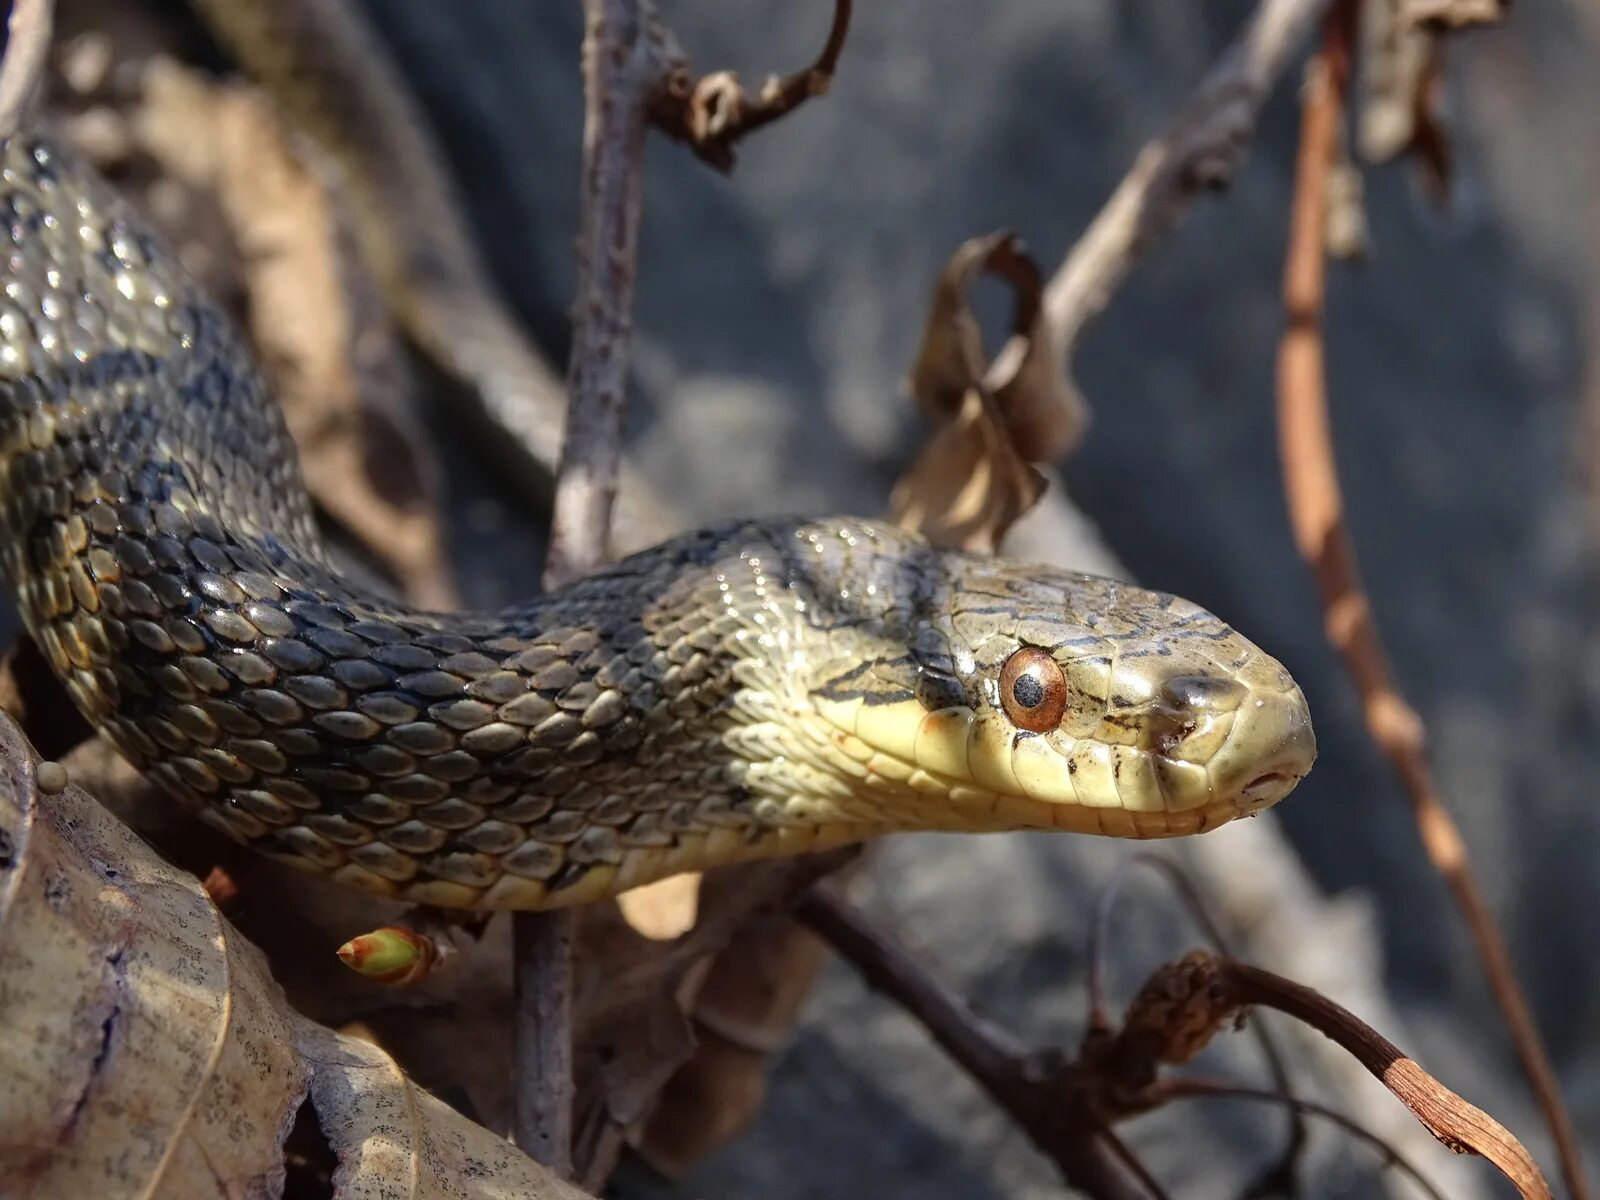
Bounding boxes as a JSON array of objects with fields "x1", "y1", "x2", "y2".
[{"x1": 0, "y1": 135, "x2": 1315, "y2": 910}]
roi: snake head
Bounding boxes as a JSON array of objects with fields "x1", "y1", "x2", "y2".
[{"x1": 802, "y1": 553, "x2": 1315, "y2": 838}]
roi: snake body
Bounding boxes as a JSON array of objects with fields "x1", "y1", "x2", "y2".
[{"x1": 0, "y1": 134, "x2": 1315, "y2": 910}]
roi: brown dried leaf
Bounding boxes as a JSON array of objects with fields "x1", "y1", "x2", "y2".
[
  {"x1": 0, "y1": 709, "x2": 591, "y2": 1199},
  {"x1": 569, "y1": 853, "x2": 855, "y2": 1185},
  {"x1": 908, "y1": 230, "x2": 1088, "y2": 461},
  {"x1": 637, "y1": 912, "x2": 832, "y2": 1176},
  {"x1": 895, "y1": 231, "x2": 1083, "y2": 552},
  {"x1": 889, "y1": 387, "x2": 1047, "y2": 553}
]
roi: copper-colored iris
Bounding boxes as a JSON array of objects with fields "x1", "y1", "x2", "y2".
[{"x1": 998, "y1": 646, "x2": 1067, "y2": 732}]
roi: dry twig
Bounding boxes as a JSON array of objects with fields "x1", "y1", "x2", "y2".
[
  {"x1": 0, "y1": 0, "x2": 52, "y2": 136},
  {"x1": 1087, "y1": 854, "x2": 1306, "y2": 1193},
  {"x1": 513, "y1": 0, "x2": 680, "y2": 1172},
  {"x1": 798, "y1": 889, "x2": 1158, "y2": 1200},
  {"x1": 1152, "y1": 1078, "x2": 1449, "y2": 1200},
  {"x1": 801, "y1": 890, "x2": 1553, "y2": 1200},
  {"x1": 651, "y1": 0, "x2": 851, "y2": 171},
  {"x1": 1275, "y1": 7, "x2": 1592, "y2": 1198},
  {"x1": 1040, "y1": 0, "x2": 1333, "y2": 424},
  {"x1": 1209, "y1": 957, "x2": 1552, "y2": 1200}
]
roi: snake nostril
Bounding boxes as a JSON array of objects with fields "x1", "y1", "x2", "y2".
[{"x1": 1158, "y1": 674, "x2": 1246, "y2": 714}]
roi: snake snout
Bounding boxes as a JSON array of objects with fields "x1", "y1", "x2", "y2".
[
  {"x1": 1199, "y1": 683, "x2": 1317, "y2": 814},
  {"x1": 1158, "y1": 674, "x2": 1248, "y2": 715}
]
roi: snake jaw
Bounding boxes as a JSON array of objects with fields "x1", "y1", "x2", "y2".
[{"x1": 804, "y1": 630, "x2": 1315, "y2": 840}]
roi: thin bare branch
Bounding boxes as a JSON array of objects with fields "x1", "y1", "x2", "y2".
[
  {"x1": 513, "y1": 0, "x2": 678, "y2": 1173},
  {"x1": 1086, "y1": 854, "x2": 1307, "y2": 1190},
  {"x1": 797, "y1": 888, "x2": 1028, "y2": 1085},
  {"x1": 543, "y1": 0, "x2": 678, "y2": 581},
  {"x1": 1154, "y1": 1078, "x2": 1450, "y2": 1200},
  {"x1": 1274, "y1": 8, "x2": 1592, "y2": 1198},
  {"x1": 1210, "y1": 956, "x2": 1553, "y2": 1200},
  {"x1": 0, "y1": 0, "x2": 53, "y2": 137},
  {"x1": 798, "y1": 890, "x2": 1158, "y2": 1200},
  {"x1": 652, "y1": 0, "x2": 852, "y2": 171},
  {"x1": 1042, "y1": 0, "x2": 1332, "y2": 386}
]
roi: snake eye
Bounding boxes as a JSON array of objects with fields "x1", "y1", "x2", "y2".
[{"x1": 999, "y1": 646, "x2": 1067, "y2": 733}]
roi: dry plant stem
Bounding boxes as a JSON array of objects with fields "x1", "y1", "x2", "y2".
[
  {"x1": 1086, "y1": 853, "x2": 1306, "y2": 1185},
  {"x1": 1153, "y1": 1078, "x2": 1450, "y2": 1200},
  {"x1": 513, "y1": 0, "x2": 672, "y2": 1172},
  {"x1": 0, "y1": 0, "x2": 52, "y2": 136},
  {"x1": 653, "y1": 0, "x2": 851, "y2": 171},
  {"x1": 544, "y1": 0, "x2": 668, "y2": 581},
  {"x1": 1215, "y1": 958, "x2": 1553, "y2": 1200},
  {"x1": 730, "y1": 0, "x2": 851, "y2": 139},
  {"x1": 1275, "y1": 10, "x2": 1592, "y2": 1199},
  {"x1": 1042, "y1": 0, "x2": 1332, "y2": 353},
  {"x1": 513, "y1": 911, "x2": 576, "y2": 1173},
  {"x1": 797, "y1": 891, "x2": 1159, "y2": 1200}
]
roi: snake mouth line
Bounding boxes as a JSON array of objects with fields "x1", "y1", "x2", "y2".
[
  {"x1": 807, "y1": 687, "x2": 1312, "y2": 840},
  {"x1": 1242, "y1": 771, "x2": 1292, "y2": 800}
]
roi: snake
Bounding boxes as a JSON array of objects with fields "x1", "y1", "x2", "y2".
[{"x1": 0, "y1": 132, "x2": 1316, "y2": 910}]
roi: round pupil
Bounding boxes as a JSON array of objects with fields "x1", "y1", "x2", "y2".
[{"x1": 1011, "y1": 670, "x2": 1046, "y2": 710}]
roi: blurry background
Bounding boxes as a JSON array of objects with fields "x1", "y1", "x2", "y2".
[
  {"x1": 351, "y1": 2, "x2": 1600, "y2": 1194},
  {"x1": 30, "y1": 0, "x2": 1600, "y2": 1194}
]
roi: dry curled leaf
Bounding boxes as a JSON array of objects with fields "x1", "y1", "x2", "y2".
[
  {"x1": 637, "y1": 910, "x2": 833, "y2": 1176},
  {"x1": 894, "y1": 231, "x2": 1088, "y2": 552},
  {"x1": 889, "y1": 387, "x2": 1047, "y2": 553},
  {"x1": 907, "y1": 230, "x2": 1087, "y2": 461},
  {"x1": 0, "y1": 709, "x2": 591, "y2": 1199},
  {"x1": 569, "y1": 853, "x2": 854, "y2": 1185}
]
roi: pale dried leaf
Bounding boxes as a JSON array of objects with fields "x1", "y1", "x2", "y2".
[
  {"x1": 889, "y1": 387, "x2": 1047, "y2": 553},
  {"x1": 616, "y1": 871, "x2": 702, "y2": 941},
  {"x1": 294, "y1": 1016, "x2": 592, "y2": 1199},
  {"x1": 0, "y1": 714, "x2": 306, "y2": 1198},
  {"x1": 0, "y1": 710, "x2": 592, "y2": 1199}
]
